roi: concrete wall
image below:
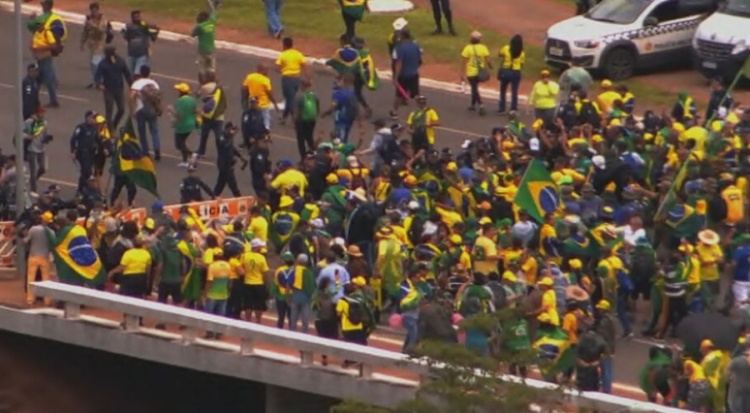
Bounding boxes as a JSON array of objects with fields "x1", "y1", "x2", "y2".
[{"x1": 0, "y1": 307, "x2": 414, "y2": 410}]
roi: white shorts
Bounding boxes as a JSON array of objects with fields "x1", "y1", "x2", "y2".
[{"x1": 732, "y1": 280, "x2": 750, "y2": 309}]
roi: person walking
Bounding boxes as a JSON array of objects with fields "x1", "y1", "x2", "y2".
[
  {"x1": 30, "y1": 19, "x2": 60, "y2": 109},
  {"x1": 529, "y1": 69, "x2": 560, "y2": 125},
  {"x1": 196, "y1": 70, "x2": 227, "y2": 161},
  {"x1": 497, "y1": 34, "x2": 525, "y2": 114},
  {"x1": 321, "y1": 73, "x2": 359, "y2": 142},
  {"x1": 289, "y1": 254, "x2": 315, "y2": 333},
  {"x1": 429, "y1": 0, "x2": 455, "y2": 35},
  {"x1": 70, "y1": 110, "x2": 100, "y2": 196},
  {"x1": 276, "y1": 37, "x2": 306, "y2": 123},
  {"x1": 23, "y1": 107, "x2": 50, "y2": 194},
  {"x1": 264, "y1": 0, "x2": 284, "y2": 39},
  {"x1": 129, "y1": 65, "x2": 162, "y2": 158},
  {"x1": 22, "y1": 63, "x2": 41, "y2": 120},
  {"x1": 81, "y1": 2, "x2": 110, "y2": 89},
  {"x1": 213, "y1": 122, "x2": 243, "y2": 197},
  {"x1": 559, "y1": 57, "x2": 593, "y2": 98},
  {"x1": 169, "y1": 82, "x2": 199, "y2": 167},
  {"x1": 122, "y1": 10, "x2": 159, "y2": 75},
  {"x1": 406, "y1": 95, "x2": 439, "y2": 153},
  {"x1": 460, "y1": 31, "x2": 491, "y2": 115},
  {"x1": 95, "y1": 45, "x2": 132, "y2": 131},
  {"x1": 391, "y1": 29, "x2": 422, "y2": 119},
  {"x1": 23, "y1": 213, "x2": 53, "y2": 306},
  {"x1": 339, "y1": 0, "x2": 368, "y2": 40},
  {"x1": 191, "y1": 8, "x2": 218, "y2": 81},
  {"x1": 242, "y1": 64, "x2": 278, "y2": 132},
  {"x1": 291, "y1": 78, "x2": 319, "y2": 160}
]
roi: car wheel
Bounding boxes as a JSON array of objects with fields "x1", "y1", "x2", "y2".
[{"x1": 603, "y1": 48, "x2": 635, "y2": 81}]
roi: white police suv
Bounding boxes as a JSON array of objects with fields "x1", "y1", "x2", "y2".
[
  {"x1": 545, "y1": 0, "x2": 717, "y2": 80},
  {"x1": 692, "y1": 0, "x2": 750, "y2": 82}
]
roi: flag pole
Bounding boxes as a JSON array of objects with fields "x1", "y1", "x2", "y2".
[
  {"x1": 14, "y1": 0, "x2": 27, "y2": 281},
  {"x1": 705, "y1": 58, "x2": 750, "y2": 127}
]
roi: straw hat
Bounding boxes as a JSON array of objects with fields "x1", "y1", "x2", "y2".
[
  {"x1": 347, "y1": 244, "x2": 363, "y2": 257},
  {"x1": 698, "y1": 229, "x2": 720, "y2": 245},
  {"x1": 565, "y1": 285, "x2": 590, "y2": 302}
]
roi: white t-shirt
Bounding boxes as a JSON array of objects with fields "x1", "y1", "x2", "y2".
[
  {"x1": 131, "y1": 78, "x2": 159, "y2": 112},
  {"x1": 622, "y1": 226, "x2": 647, "y2": 246}
]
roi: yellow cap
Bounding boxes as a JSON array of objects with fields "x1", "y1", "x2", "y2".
[
  {"x1": 678, "y1": 244, "x2": 694, "y2": 253},
  {"x1": 95, "y1": 115, "x2": 106, "y2": 124},
  {"x1": 568, "y1": 259, "x2": 582, "y2": 270},
  {"x1": 540, "y1": 69, "x2": 550, "y2": 76},
  {"x1": 352, "y1": 276, "x2": 367, "y2": 287},
  {"x1": 644, "y1": 132, "x2": 654, "y2": 141},
  {"x1": 595, "y1": 300, "x2": 611, "y2": 310},
  {"x1": 144, "y1": 218, "x2": 155, "y2": 230},
  {"x1": 672, "y1": 122, "x2": 686, "y2": 133},
  {"x1": 326, "y1": 173, "x2": 338, "y2": 184},
  {"x1": 726, "y1": 112, "x2": 740, "y2": 124},
  {"x1": 41, "y1": 211, "x2": 54, "y2": 223},
  {"x1": 537, "y1": 277, "x2": 553, "y2": 287},
  {"x1": 404, "y1": 175, "x2": 417, "y2": 185},
  {"x1": 609, "y1": 118, "x2": 622, "y2": 127},
  {"x1": 601, "y1": 79, "x2": 612, "y2": 88},
  {"x1": 449, "y1": 234, "x2": 462, "y2": 245},
  {"x1": 532, "y1": 118, "x2": 544, "y2": 132},
  {"x1": 479, "y1": 217, "x2": 493, "y2": 225},
  {"x1": 279, "y1": 195, "x2": 294, "y2": 208},
  {"x1": 185, "y1": 217, "x2": 196, "y2": 227},
  {"x1": 174, "y1": 82, "x2": 191, "y2": 93},
  {"x1": 502, "y1": 271, "x2": 517, "y2": 283},
  {"x1": 700, "y1": 339, "x2": 714, "y2": 350},
  {"x1": 537, "y1": 313, "x2": 552, "y2": 323},
  {"x1": 446, "y1": 162, "x2": 458, "y2": 172}
]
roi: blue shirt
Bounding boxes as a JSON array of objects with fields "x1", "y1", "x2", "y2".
[
  {"x1": 392, "y1": 40, "x2": 421, "y2": 78},
  {"x1": 733, "y1": 246, "x2": 750, "y2": 282},
  {"x1": 388, "y1": 187, "x2": 413, "y2": 206},
  {"x1": 332, "y1": 87, "x2": 357, "y2": 126},
  {"x1": 317, "y1": 262, "x2": 349, "y2": 303}
]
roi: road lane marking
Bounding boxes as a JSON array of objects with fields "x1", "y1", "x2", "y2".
[
  {"x1": 40, "y1": 177, "x2": 77, "y2": 187},
  {"x1": 0, "y1": 83, "x2": 89, "y2": 103}
]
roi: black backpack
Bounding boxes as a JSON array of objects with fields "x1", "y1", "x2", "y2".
[
  {"x1": 344, "y1": 296, "x2": 365, "y2": 325},
  {"x1": 378, "y1": 131, "x2": 399, "y2": 164},
  {"x1": 485, "y1": 281, "x2": 508, "y2": 311},
  {"x1": 316, "y1": 293, "x2": 337, "y2": 321}
]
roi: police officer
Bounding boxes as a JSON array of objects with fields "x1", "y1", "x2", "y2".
[
  {"x1": 22, "y1": 63, "x2": 41, "y2": 120},
  {"x1": 79, "y1": 176, "x2": 106, "y2": 213},
  {"x1": 70, "y1": 110, "x2": 99, "y2": 195},
  {"x1": 249, "y1": 135, "x2": 272, "y2": 195},
  {"x1": 35, "y1": 184, "x2": 76, "y2": 214},
  {"x1": 180, "y1": 164, "x2": 215, "y2": 203},
  {"x1": 241, "y1": 97, "x2": 267, "y2": 149},
  {"x1": 214, "y1": 122, "x2": 243, "y2": 197}
]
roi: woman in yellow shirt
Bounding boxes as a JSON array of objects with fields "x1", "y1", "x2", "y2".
[
  {"x1": 108, "y1": 237, "x2": 152, "y2": 298},
  {"x1": 498, "y1": 34, "x2": 524, "y2": 113},
  {"x1": 460, "y1": 31, "x2": 491, "y2": 115}
]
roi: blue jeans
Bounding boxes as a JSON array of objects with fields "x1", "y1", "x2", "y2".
[
  {"x1": 135, "y1": 109, "x2": 161, "y2": 153},
  {"x1": 616, "y1": 290, "x2": 631, "y2": 334},
  {"x1": 498, "y1": 69, "x2": 521, "y2": 112},
  {"x1": 127, "y1": 55, "x2": 150, "y2": 77},
  {"x1": 600, "y1": 356, "x2": 613, "y2": 393},
  {"x1": 260, "y1": 108, "x2": 272, "y2": 131},
  {"x1": 335, "y1": 122, "x2": 354, "y2": 143},
  {"x1": 264, "y1": 0, "x2": 284, "y2": 35},
  {"x1": 289, "y1": 291, "x2": 311, "y2": 333},
  {"x1": 36, "y1": 57, "x2": 59, "y2": 105},
  {"x1": 281, "y1": 76, "x2": 300, "y2": 119},
  {"x1": 90, "y1": 53, "x2": 104, "y2": 84},
  {"x1": 204, "y1": 298, "x2": 227, "y2": 316},
  {"x1": 401, "y1": 312, "x2": 419, "y2": 353}
]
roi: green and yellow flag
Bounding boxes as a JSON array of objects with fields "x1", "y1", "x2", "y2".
[
  {"x1": 115, "y1": 120, "x2": 159, "y2": 197},
  {"x1": 513, "y1": 158, "x2": 559, "y2": 223},
  {"x1": 48, "y1": 223, "x2": 106, "y2": 286},
  {"x1": 359, "y1": 49, "x2": 380, "y2": 90},
  {"x1": 178, "y1": 239, "x2": 202, "y2": 302},
  {"x1": 654, "y1": 161, "x2": 688, "y2": 218},
  {"x1": 325, "y1": 46, "x2": 361, "y2": 76}
]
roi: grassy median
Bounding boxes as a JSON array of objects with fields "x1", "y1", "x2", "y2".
[{"x1": 109, "y1": 0, "x2": 675, "y2": 106}]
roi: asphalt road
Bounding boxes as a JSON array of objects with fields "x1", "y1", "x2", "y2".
[{"x1": 0, "y1": 10, "x2": 673, "y2": 395}]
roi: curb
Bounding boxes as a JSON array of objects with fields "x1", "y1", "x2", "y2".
[
  {"x1": 368, "y1": 0, "x2": 415, "y2": 13},
  {"x1": 0, "y1": 1, "x2": 526, "y2": 103}
]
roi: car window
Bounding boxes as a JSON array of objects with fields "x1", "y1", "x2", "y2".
[
  {"x1": 723, "y1": 0, "x2": 750, "y2": 17},
  {"x1": 585, "y1": 0, "x2": 653, "y2": 24},
  {"x1": 679, "y1": 0, "x2": 717, "y2": 16},
  {"x1": 648, "y1": 0, "x2": 680, "y2": 22}
]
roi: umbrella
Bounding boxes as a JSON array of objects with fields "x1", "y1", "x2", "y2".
[
  {"x1": 677, "y1": 312, "x2": 740, "y2": 353},
  {"x1": 565, "y1": 285, "x2": 590, "y2": 302}
]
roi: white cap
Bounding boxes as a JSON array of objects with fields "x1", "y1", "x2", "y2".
[
  {"x1": 592, "y1": 155, "x2": 606, "y2": 169},
  {"x1": 310, "y1": 218, "x2": 325, "y2": 229},
  {"x1": 422, "y1": 221, "x2": 438, "y2": 236},
  {"x1": 461, "y1": 139, "x2": 472, "y2": 149},
  {"x1": 296, "y1": 254, "x2": 309, "y2": 264},
  {"x1": 717, "y1": 106, "x2": 728, "y2": 120},
  {"x1": 529, "y1": 137, "x2": 540, "y2": 152},
  {"x1": 330, "y1": 237, "x2": 346, "y2": 247},
  {"x1": 346, "y1": 155, "x2": 359, "y2": 167},
  {"x1": 392, "y1": 17, "x2": 408, "y2": 30},
  {"x1": 250, "y1": 238, "x2": 266, "y2": 248},
  {"x1": 407, "y1": 200, "x2": 420, "y2": 210}
]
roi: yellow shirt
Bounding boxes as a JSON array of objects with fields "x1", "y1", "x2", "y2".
[
  {"x1": 248, "y1": 216, "x2": 269, "y2": 242},
  {"x1": 228, "y1": 257, "x2": 242, "y2": 280},
  {"x1": 206, "y1": 260, "x2": 232, "y2": 300},
  {"x1": 31, "y1": 29, "x2": 55, "y2": 57},
  {"x1": 460, "y1": 44, "x2": 490, "y2": 78},
  {"x1": 120, "y1": 248, "x2": 152, "y2": 275},
  {"x1": 529, "y1": 80, "x2": 559, "y2": 110},
  {"x1": 696, "y1": 243, "x2": 723, "y2": 282},
  {"x1": 521, "y1": 255, "x2": 538, "y2": 285},
  {"x1": 271, "y1": 169, "x2": 308, "y2": 196},
  {"x1": 597, "y1": 90, "x2": 621, "y2": 114},
  {"x1": 435, "y1": 205, "x2": 463, "y2": 228},
  {"x1": 688, "y1": 255, "x2": 702, "y2": 286},
  {"x1": 473, "y1": 235, "x2": 498, "y2": 276},
  {"x1": 541, "y1": 289, "x2": 560, "y2": 326},
  {"x1": 407, "y1": 108, "x2": 440, "y2": 145},
  {"x1": 562, "y1": 312, "x2": 579, "y2": 344},
  {"x1": 242, "y1": 251, "x2": 269, "y2": 285},
  {"x1": 499, "y1": 45, "x2": 525, "y2": 71},
  {"x1": 275, "y1": 49, "x2": 306, "y2": 77},
  {"x1": 242, "y1": 72, "x2": 272, "y2": 109},
  {"x1": 202, "y1": 246, "x2": 223, "y2": 266},
  {"x1": 684, "y1": 359, "x2": 706, "y2": 382},
  {"x1": 336, "y1": 297, "x2": 363, "y2": 331}
]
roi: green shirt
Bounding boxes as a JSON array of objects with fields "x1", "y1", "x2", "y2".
[
  {"x1": 174, "y1": 95, "x2": 198, "y2": 134},
  {"x1": 155, "y1": 239, "x2": 182, "y2": 284},
  {"x1": 27, "y1": 12, "x2": 51, "y2": 32},
  {"x1": 191, "y1": 12, "x2": 217, "y2": 55}
]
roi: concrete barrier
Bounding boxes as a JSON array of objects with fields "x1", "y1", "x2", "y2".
[{"x1": 30, "y1": 281, "x2": 690, "y2": 413}]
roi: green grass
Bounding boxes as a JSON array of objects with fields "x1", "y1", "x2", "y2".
[{"x1": 109, "y1": 0, "x2": 675, "y2": 106}]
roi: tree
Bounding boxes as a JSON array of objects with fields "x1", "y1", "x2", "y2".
[{"x1": 332, "y1": 309, "x2": 571, "y2": 413}]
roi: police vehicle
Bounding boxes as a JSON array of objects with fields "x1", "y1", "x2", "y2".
[
  {"x1": 692, "y1": 0, "x2": 750, "y2": 82},
  {"x1": 545, "y1": 0, "x2": 717, "y2": 80}
]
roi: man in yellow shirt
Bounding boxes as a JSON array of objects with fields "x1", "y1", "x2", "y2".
[
  {"x1": 529, "y1": 69, "x2": 559, "y2": 124},
  {"x1": 473, "y1": 222, "x2": 500, "y2": 276},
  {"x1": 596, "y1": 79, "x2": 620, "y2": 116},
  {"x1": 336, "y1": 283, "x2": 367, "y2": 346},
  {"x1": 697, "y1": 230, "x2": 723, "y2": 310},
  {"x1": 276, "y1": 37, "x2": 306, "y2": 123},
  {"x1": 537, "y1": 277, "x2": 560, "y2": 326},
  {"x1": 204, "y1": 250, "x2": 232, "y2": 338},
  {"x1": 247, "y1": 206, "x2": 269, "y2": 242},
  {"x1": 242, "y1": 63, "x2": 278, "y2": 130},
  {"x1": 406, "y1": 95, "x2": 440, "y2": 152},
  {"x1": 242, "y1": 238, "x2": 270, "y2": 323},
  {"x1": 108, "y1": 237, "x2": 152, "y2": 298},
  {"x1": 31, "y1": 20, "x2": 60, "y2": 108},
  {"x1": 270, "y1": 158, "x2": 308, "y2": 196}
]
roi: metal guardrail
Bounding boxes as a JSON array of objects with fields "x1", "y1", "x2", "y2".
[{"x1": 30, "y1": 281, "x2": 689, "y2": 413}]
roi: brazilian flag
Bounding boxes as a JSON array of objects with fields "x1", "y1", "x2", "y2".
[
  {"x1": 654, "y1": 161, "x2": 688, "y2": 217},
  {"x1": 513, "y1": 158, "x2": 559, "y2": 223},
  {"x1": 48, "y1": 223, "x2": 106, "y2": 286},
  {"x1": 533, "y1": 327, "x2": 575, "y2": 378},
  {"x1": 114, "y1": 120, "x2": 159, "y2": 197},
  {"x1": 563, "y1": 232, "x2": 599, "y2": 258},
  {"x1": 178, "y1": 239, "x2": 202, "y2": 302},
  {"x1": 326, "y1": 46, "x2": 361, "y2": 76},
  {"x1": 359, "y1": 49, "x2": 380, "y2": 90}
]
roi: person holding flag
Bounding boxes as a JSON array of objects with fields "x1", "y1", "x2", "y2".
[
  {"x1": 513, "y1": 158, "x2": 560, "y2": 224},
  {"x1": 112, "y1": 119, "x2": 159, "y2": 204},
  {"x1": 47, "y1": 209, "x2": 106, "y2": 288},
  {"x1": 28, "y1": 0, "x2": 67, "y2": 109}
]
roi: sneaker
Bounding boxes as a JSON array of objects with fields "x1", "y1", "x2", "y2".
[
  {"x1": 389, "y1": 110, "x2": 398, "y2": 119},
  {"x1": 178, "y1": 162, "x2": 190, "y2": 168},
  {"x1": 621, "y1": 331, "x2": 634, "y2": 340},
  {"x1": 190, "y1": 152, "x2": 199, "y2": 163}
]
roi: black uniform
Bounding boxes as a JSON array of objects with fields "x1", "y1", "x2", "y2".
[
  {"x1": 180, "y1": 175, "x2": 214, "y2": 203},
  {"x1": 249, "y1": 146, "x2": 272, "y2": 195},
  {"x1": 79, "y1": 185, "x2": 105, "y2": 212},
  {"x1": 70, "y1": 122, "x2": 99, "y2": 194},
  {"x1": 22, "y1": 75, "x2": 40, "y2": 120},
  {"x1": 241, "y1": 106, "x2": 267, "y2": 147},
  {"x1": 214, "y1": 131, "x2": 242, "y2": 197}
]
